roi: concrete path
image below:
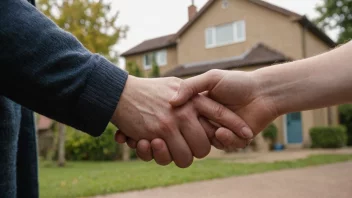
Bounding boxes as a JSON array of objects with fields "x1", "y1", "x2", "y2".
[
  {"x1": 96, "y1": 162, "x2": 352, "y2": 198},
  {"x1": 207, "y1": 148, "x2": 352, "y2": 163}
]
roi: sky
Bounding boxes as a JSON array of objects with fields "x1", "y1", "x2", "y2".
[{"x1": 111, "y1": 0, "x2": 336, "y2": 68}]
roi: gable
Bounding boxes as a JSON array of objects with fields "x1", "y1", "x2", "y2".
[
  {"x1": 172, "y1": 0, "x2": 334, "y2": 48},
  {"x1": 121, "y1": 0, "x2": 335, "y2": 58}
]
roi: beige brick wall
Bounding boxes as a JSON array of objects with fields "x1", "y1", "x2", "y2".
[{"x1": 177, "y1": 0, "x2": 303, "y2": 65}]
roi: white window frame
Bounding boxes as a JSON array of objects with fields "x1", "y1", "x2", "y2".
[
  {"x1": 156, "y1": 50, "x2": 167, "y2": 66},
  {"x1": 205, "y1": 20, "x2": 246, "y2": 49},
  {"x1": 143, "y1": 53, "x2": 154, "y2": 70},
  {"x1": 143, "y1": 50, "x2": 168, "y2": 70}
]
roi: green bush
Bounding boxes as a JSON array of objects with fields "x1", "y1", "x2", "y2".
[
  {"x1": 262, "y1": 123, "x2": 278, "y2": 143},
  {"x1": 65, "y1": 124, "x2": 120, "y2": 161},
  {"x1": 338, "y1": 104, "x2": 352, "y2": 146},
  {"x1": 310, "y1": 126, "x2": 348, "y2": 148}
]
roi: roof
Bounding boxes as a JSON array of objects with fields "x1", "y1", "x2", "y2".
[
  {"x1": 163, "y1": 43, "x2": 289, "y2": 77},
  {"x1": 121, "y1": 0, "x2": 335, "y2": 57},
  {"x1": 120, "y1": 34, "x2": 176, "y2": 56}
]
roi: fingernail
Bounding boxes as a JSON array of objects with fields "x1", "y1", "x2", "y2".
[{"x1": 241, "y1": 127, "x2": 253, "y2": 138}]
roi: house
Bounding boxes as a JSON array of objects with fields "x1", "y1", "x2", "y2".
[{"x1": 121, "y1": 0, "x2": 339, "y2": 149}]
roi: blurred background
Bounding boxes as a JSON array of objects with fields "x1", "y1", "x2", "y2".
[{"x1": 35, "y1": 0, "x2": 352, "y2": 197}]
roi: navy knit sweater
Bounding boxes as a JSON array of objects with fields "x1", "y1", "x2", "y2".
[{"x1": 0, "y1": 0, "x2": 128, "y2": 197}]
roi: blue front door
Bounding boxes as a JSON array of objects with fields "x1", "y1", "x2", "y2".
[{"x1": 286, "y1": 112, "x2": 303, "y2": 144}]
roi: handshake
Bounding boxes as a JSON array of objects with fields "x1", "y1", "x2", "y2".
[
  {"x1": 111, "y1": 69, "x2": 278, "y2": 168},
  {"x1": 110, "y1": 41, "x2": 352, "y2": 168}
]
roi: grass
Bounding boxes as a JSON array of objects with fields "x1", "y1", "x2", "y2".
[{"x1": 39, "y1": 154, "x2": 352, "y2": 198}]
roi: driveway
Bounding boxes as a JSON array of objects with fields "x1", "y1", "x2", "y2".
[{"x1": 96, "y1": 162, "x2": 352, "y2": 198}]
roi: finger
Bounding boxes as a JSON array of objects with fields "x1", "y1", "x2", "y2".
[
  {"x1": 192, "y1": 95, "x2": 254, "y2": 139},
  {"x1": 136, "y1": 139, "x2": 153, "y2": 162},
  {"x1": 162, "y1": 129, "x2": 193, "y2": 168},
  {"x1": 215, "y1": 127, "x2": 248, "y2": 149},
  {"x1": 127, "y1": 138, "x2": 137, "y2": 149},
  {"x1": 151, "y1": 139, "x2": 173, "y2": 166},
  {"x1": 198, "y1": 117, "x2": 225, "y2": 150},
  {"x1": 115, "y1": 130, "x2": 127, "y2": 144},
  {"x1": 211, "y1": 138, "x2": 225, "y2": 150},
  {"x1": 179, "y1": 113, "x2": 211, "y2": 159},
  {"x1": 198, "y1": 116, "x2": 216, "y2": 139},
  {"x1": 169, "y1": 70, "x2": 224, "y2": 107}
]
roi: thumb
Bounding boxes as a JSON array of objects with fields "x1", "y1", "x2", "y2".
[{"x1": 169, "y1": 70, "x2": 224, "y2": 107}]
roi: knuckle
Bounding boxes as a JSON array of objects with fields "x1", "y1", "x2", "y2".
[
  {"x1": 145, "y1": 125, "x2": 157, "y2": 136},
  {"x1": 182, "y1": 81, "x2": 195, "y2": 96},
  {"x1": 207, "y1": 69, "x2": 222, "y2": 77},
  {"x1": 213, "y1": 104, "x2": 225, "y2": 120},
  {"x1": 158, "y1": 116, "x2": 174, "y2": 133},
  {"x1": 176, "y1": 108, "x2": 192, "y2": 121}
]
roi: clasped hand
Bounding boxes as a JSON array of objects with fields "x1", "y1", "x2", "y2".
[{"x1": 112, "y1": 70, "x2": 278, "y2": 168}]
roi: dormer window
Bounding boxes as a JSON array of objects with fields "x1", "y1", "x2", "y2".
[
  {"x1": 205, "y1": 20, "x2": 246, "y2": 48},
  {"x1": 143, "y1": 50, "x2": 167, "y2": 70}
]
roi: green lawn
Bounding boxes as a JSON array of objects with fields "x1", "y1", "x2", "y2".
[{"x1": 40, "y1": 154, "x2": 352, "y2": 198}]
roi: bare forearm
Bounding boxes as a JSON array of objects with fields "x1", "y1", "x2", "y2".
[{"x1": 253, "y1": 41, "x2": 352, "y2": 115}]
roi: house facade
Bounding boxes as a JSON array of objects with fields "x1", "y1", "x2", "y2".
[{"x1": 121, "y1": 0, "x2": 339, "y2": 148}]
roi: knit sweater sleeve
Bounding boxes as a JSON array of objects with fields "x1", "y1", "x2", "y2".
[{"x1": 0, "y1": 0, "x2": 128, "y2": 136}]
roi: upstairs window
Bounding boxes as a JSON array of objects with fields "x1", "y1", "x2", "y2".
[
  {"x1": 205, "y1": 20, "x2": 246, "y2": 48},
  {"x1": 143, "y1": 50, "x2": 167, "y2": 70}
]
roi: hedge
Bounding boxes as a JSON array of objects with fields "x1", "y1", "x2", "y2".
[
  {"x1": 262, "y1": 123, "x2": 278, "y2": 143},
  {"x1": 310, "y1": 126, "x2": 347, "y2": 148},
  {"x1": 65, "y1": 124, "x2": 121, "y2": 161}
]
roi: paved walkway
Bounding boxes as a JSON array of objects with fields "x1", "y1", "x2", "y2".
[
  {"x1": 207, "y1": 148, "x2": 352, "y2": 163},
  {"x1": 96, "y1": 162, "x2": 352, "y2": 198}
]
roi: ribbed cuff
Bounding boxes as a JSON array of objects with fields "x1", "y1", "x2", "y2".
[{"x1": 76, "y1": 55, "x2": 128, "y2": 137}]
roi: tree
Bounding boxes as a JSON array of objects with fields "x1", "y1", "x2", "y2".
[
  {"x1": 126, "y1": 61, "x2": 144, "y2": 77},
  {"x1": 57, "y1": 123, "x2": 66, "y2": 167},
  {"x1": 315, "y1": 0, "x2": 352, "y2": 44},
  {"x1": 38, "y1": 0, "x2": 128, "y2": 63},
  {"x1": 149, "y1": 58, "x2": 160, "y2": 78},
  {"x1": 38, "y1": 0, "x2": 128, "y2": 165}
]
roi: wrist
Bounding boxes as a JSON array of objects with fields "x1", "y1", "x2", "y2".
[
  {"x1": 110, "y1": 75, "x2": 138, "y2": 127},
  {"x1": 251, "y1": 65, "x2": 293, "y2": 116}
]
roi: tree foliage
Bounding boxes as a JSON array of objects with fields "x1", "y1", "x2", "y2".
[
  {"x1": 149, "y1": 58, "x2": 160, "y2": 78},
  {"x1": 38, "y1": 0, "x2": 128, "y2": 63},
  {"x1": 315, "y1": 0, "x2": 352, "y2": 44},
  {"x1": 126, "y1": 61, "x2": 144, "y2": 77}
]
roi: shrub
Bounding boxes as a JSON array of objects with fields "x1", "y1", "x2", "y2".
[
  {"x1": 310, "y1": 126, "x2": 348, "y2": 148},
  {"x1": 65, "y1": 124, "x2": 121, "y2": 161},
  {"x1": 262, "y1": 123, "x2": 278, "y2": 143},
  {"x1": 338, "y1": 104, "x2": 352, "y2": 146}
]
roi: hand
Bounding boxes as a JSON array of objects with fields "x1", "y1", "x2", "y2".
[
  {"x1": 171, "y1": 69, "x2": 279, "y2": 137},
  {"x1": 111, "y1": 75, "x2": 252, "y2": 168}
]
